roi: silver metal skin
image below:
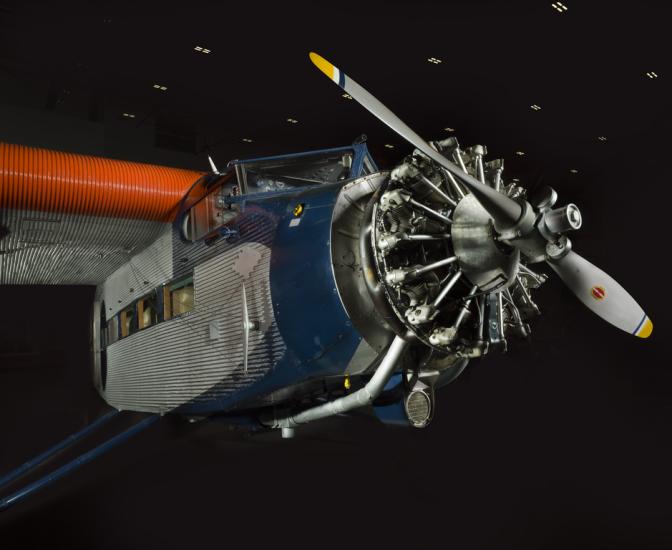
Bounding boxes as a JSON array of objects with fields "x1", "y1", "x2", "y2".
[
  {"x1": 330, "y1": 173, "x2": 393, "y2": 354},
  {"x1": 451, "y1": 194, "x2": 520, "y2": 291},
  {"x1": 268, "y1": 336, "x2": 408, "y2": 429},
  {"x1": 0, "y1": 209, "x2": 169, "y2": 285},
  {"x1": 100, "y1": 239, "x2": 284, "y2": 413}
]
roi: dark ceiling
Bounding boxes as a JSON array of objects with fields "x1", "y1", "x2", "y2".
[{"x1": 0, "y1": 0, "x2": 669, "y2": 180}]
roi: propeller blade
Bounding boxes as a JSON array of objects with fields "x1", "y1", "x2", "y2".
[
  {"x1": 548, "y1": 251, "x2": 652, "y2": 338},
  {"x1": 308, "y1": 52, "x2": 523, "y2": 228}
]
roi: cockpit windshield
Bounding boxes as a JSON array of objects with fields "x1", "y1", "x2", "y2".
[
  {"x1": 241, "y1": 150, "x2": 353, "y2": 193},
  {"x1": 178, "y1": 144, "x2": 375, "y2": 243}
]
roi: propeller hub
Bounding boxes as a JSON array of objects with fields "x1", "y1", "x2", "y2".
[{"x1": 541, "y1": 203, "x2": 582, "y2": 237}]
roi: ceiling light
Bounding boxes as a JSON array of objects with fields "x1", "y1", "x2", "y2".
[
  {"x1": 342, "y1": 93, "x2": 353, "y2": 100},
  {"x1": 530, "y1": 104, "x2": 541, "y2": 111},
  {"x1": 444, "y1": 127, "x2": 455, "y2": 132},
  {"x1": 570, "y1": 169, "x2": 578, "y2": 174},
  {"x1": 427, "y1": 57, "x2": 442, "y2": 65},
  {"x1": 384, "y1": 144, "x2": 395, "y2": 149},
  {"x1": 286, "y1": 118, "x2": 298, "y2": 124},
  {"x1": 551, "y1": 2, "x2": 568, "y2": 12},
  {"x1": 122, "y1": 113, "x2": 136, "y2": 118},
  {"x1": 242, "y1": 138, "x2": 253, "y2": 143},
  {"x1": 646, "y1": 71, "x2": 658, "y2": 79},
  {"x1": 153, "y1": 84, "x2": 167, "y2": 91},
  {"x1": 515, "y1": 151, "x2": 525, "y2": 156},
  {"x1": 598, "y1": 136, "x2": 607, "y2": 141},
  {"x1": 194, "y1": 46, "x2": 211, "y2": 54}
]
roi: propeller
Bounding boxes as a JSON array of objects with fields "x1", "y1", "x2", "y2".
[
  {"x1": 308, "y1": 52, "x2": 523, "y2": 231},
  {"x1": 549, "y1": 252, "x2": 652, "y2": 338},
  {"x1": 309, "y1": 52, "x2": 652, "y2": 338}
]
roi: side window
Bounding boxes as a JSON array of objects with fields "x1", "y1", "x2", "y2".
[
  {"x1": 119, "y1": 305, "x2": 137, "y2": 338},
  {"x1": 168, "y1": 277, "x2": 194, "y2": 317},
  {"x1": 137, "y1": 293, "x2": 159, "y2": 329}
]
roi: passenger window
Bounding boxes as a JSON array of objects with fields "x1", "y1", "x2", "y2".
[
  {"x1": 120, "y1": 306, "x2": 137, "y2": 338},
  {"x1": 137, "y1": 293, "x2": 158, "y2": 329},
  {"x1": 169, "y1": 277, "x2": 194, "y2": 317}
]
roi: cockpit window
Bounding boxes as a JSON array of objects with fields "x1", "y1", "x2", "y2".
[
  {"x1": 179, "y1": 149, "x2": 358, "y2": 243},
  {"x1": 181, "y1": 173, "x2": 241, "y2": 242},
  {"x1": 242, "y1": 151, "x2": 352, "y2": 193}
]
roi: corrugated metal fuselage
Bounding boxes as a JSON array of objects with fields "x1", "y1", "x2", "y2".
[{"x1": 95, "y1": 182, "x2": 369, "y2": 415}]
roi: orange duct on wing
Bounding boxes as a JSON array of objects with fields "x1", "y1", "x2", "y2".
[{"x1": 0, "y1": 142, "x2": 205, "y2": 222}]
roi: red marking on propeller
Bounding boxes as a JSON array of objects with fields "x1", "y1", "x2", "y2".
[{"x1": 591, "y1": 286, "x2": 606, "y2": 300}]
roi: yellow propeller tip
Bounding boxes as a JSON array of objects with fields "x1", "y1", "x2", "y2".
[
  {"x1": 308, "y1": 52, "x2": 338, "y2": 83},
  {"x1": 636, "y1": 317, "x2": 653, "y2": 338}
]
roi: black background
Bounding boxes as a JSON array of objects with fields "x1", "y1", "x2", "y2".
[{"x1": 0, "y1": 1, "x2": 670, "y2": 548}]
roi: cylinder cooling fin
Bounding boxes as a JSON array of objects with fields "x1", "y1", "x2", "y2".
[{"x1": 365, "y1": 137, "x2": 547, "y2": 360}]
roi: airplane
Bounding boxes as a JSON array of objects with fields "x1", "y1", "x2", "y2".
[{"x1": 0, "y1": 52, "x2": 652, "y2": 511}]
